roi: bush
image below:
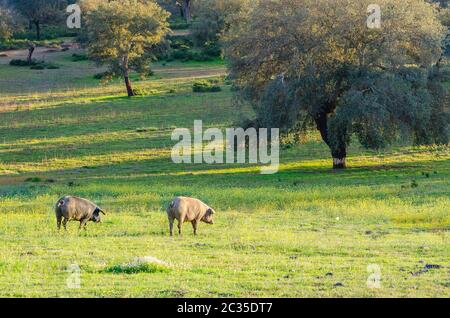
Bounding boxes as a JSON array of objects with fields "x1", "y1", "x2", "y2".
[
  {"x1": 13, "y1": 25, "x2": 78, "y2": 41},
  {"x1": 191, "y1": 52, "x2": 213, "y2": 62},
  {"x1": 170, "y1": 48, "x2": 217, "y2": 62},
  {"x1": 132, "y1": 88, "x2": 148, "y2": 96},
  {"x1": 10, "y1": 59, "x2": 33, "y2": 66},
  {"x1": 46, "y1": 42, "x2": 62, "y2": 49},
  {"x1": 31, "y1": 62, "x2": 60, "y2": 70},
  {"x1": 168, "y1": 15, "x2": 191, "y2": 30},
  {"x1": 169, "y1": 36, "x2": 193, "y2": 49},
  {"x1": 25, "y1": 177, "x2": 42, "y2": 183},
  {"x1": 193, "y1": 80, "x2": 222, "y2": 93},
  {"x1": 72, "y1": 53, "x2": 88, "y2": 62},
  {"x1": 10, "y1": 59, "x2": 60, "y2": 70},
  {"x1": 0, "y1": 39, "x2": 58, "y2": 51},
  {"x1": 30, "y1": 65, "x2": 45, "y2": 70},
  {"x1": 171, "y1": 47, "x2": 193, "y2": 61},
  {"x1": 201, "y1": 42, "x2": 221, "y2": 58},
  {"x1": 45, "y1": 64, "x2": 60, "y2": 70},
  {"x1": 104, "y1": 257, "x2": 170, "y2": 274},
  {"x1": 132, "y1": 88, "x2": 160, "y2": 96},
  {"x1": 93, "y1": 71, "x2": 112, "y2": 80}
]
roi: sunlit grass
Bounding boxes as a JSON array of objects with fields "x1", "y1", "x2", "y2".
[{"x1": 0, "y1": 49, "x2": 448, "y2": 297}]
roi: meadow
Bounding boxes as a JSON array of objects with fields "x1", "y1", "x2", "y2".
[{"x1": 0, "y1": 47, "x2": 448, "y2": 298}]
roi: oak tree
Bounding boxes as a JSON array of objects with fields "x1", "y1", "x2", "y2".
[
  {"x1": 226, "y1": 0, "x2": 448, "y2": 169},
  {"x1": 83, "y1": 0, "x2": 170, "y2": 97}
]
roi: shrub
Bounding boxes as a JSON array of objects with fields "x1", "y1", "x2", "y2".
[
  {"x1": 46, "y1": 42, "x2": 62, "y2": 49},
  {"x1": 13, "y1": 25, "x2": 78, "y2": 41},
  {"x1": 72, "y1": 53, "x2": 88, "y2": 62},
  {"x1": 25, "y1": 177, "x2": 42, "y2": 183},
  {"x1": 0, "y1": 39, "x2": 48, "y2": 50},
  {"x1": 93, "y1": 71, "x2": 112, "y2": 80},
  {"x1": 132, "y1": 88, "x2": 148, "y2": 96},
  {"x1": 191, "y1": 52, "x2": 213, "y2": 62},
  {"x1": 30, "y1": 65, "x2": 45, "y2": 70},
  {"x1": 171, "y1": 48, "x2": 193, "y2": 61},
  {"x1": 104, "y1": 257, "x2": 170, "y2": 274},
  {"x1": 201, "y1": 42, "x2": 221, "y2": 58},
  {"x1": 193, "y1": 80, "x2": 222, "y2": 93},
  {"x1": 169, "y1": 36, "x2": 193, "y2": 49},
  {"x1": 10, "y1": 59, "x2": 34, "y2": 66},
  {"x1": 45, "y1": 64, "x2": 60, "y2": 70},
  {"x1": 10, "y1": 59, "x2": 59, "y2": 70},
  {"x1": 168, "y1": 15, "x2": 191, "y2": 30},
  {"x1": 133, "y1": 88, "x2": 160, "y2": 96},
  {"x1": 105, "y1": 262, "x2": 169, "y2": 274}
]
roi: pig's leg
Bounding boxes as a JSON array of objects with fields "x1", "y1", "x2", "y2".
[
  {"x1": 177, "y1": 219, "x2": 183, "y2": 236},
  {"x1": 191, "y1": 220, "x2": 198, "y2": 236},
  {"x1": 79, "y1": 219, "x2": 88, "y2": 231},
  {"x1": 56, "y1": 215, "x2": 62, "y2": 231},
  {"x1": 168, "y1": 217, "x2": 174, "y2": 236},
  {"x1": 62, "y1": 218, "x2": 68, "y2": 231}
]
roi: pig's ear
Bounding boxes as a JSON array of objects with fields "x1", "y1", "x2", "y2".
[
  {"x1": 94, "y1": 207, "x2": 106, "y2": 215},
  {"x1": 207, "y1": 208, "x2": 214, "y2": 215}
]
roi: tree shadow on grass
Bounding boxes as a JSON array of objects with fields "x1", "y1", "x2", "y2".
[
  {"x1": 3, "y1": 150, "x2": 448, "y2": 189},
  {"x1": 0, "y1": 93, "x2": 233, "y2": 143}
]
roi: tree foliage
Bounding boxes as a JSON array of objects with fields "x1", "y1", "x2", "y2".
[
  {"x1": 190, "y1": 0, "x2": 249, "y2": 47},
  {"x1": 8, "y1": 0, "x2": 67, "y2": 40},
  {"x1": 157, "y1": 0, "x2": 192, "y2": 22},
  {"x1": 0, "y1": 1, "x2": 13, "y2": 40},
  {"x1": 226, "y1": 0, "x2": 448, "y2": 168},
  {"x1": 82, "y1": 0, "x2": 170, "y2": 97}
]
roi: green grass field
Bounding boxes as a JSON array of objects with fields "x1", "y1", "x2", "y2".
[{"x1": 0, "y1": 48, "x2": 448, "y2": 298}]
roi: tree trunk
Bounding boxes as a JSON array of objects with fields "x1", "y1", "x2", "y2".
[
  {"x1": 35, "y1": 21, "x2": 41, "y2": 40},
  {"x1": 122, "y1": 55, "x2": 134, "y2": 97},
  {"x1": 314, "y1": 113, "x2": 347, "y2": 169},
  {"x1": 124, "y1": 76, "x2": 134, "y2": 97},
  {"x1": 124, "y1": 69, "x2": 134, "y2": 97},
  {"x1": 179, "y1": 5, "x2": 184, "y2": 18},
  {"x1": 331, "y1": 147, "x2": 347, "y2": 169},
  {"x1": 27, "y1": 45, "x2": 35, "y2": 65},
  {"x1": 181, "y1": 0, "x2": 191, "y2": 23}
]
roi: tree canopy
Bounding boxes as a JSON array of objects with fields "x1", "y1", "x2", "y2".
[
  {"x1": 190, "y1": 0, "x2": 249, "y2": 47},
  {"x1": 0, "y1": 1, "x2": 13, "y2": 40},
  {"x1": 157, "y1": 0, "x2": 192, "y2": 22},
  {"x1": 8, "y1": 0, "x2": 67, "y2": 40},
  {"x1": 225, "y1": 0, "x2": 449, "y2": 169},
  {"x1": 83, "y1": 0, "x2": 170, "y2": 97}
]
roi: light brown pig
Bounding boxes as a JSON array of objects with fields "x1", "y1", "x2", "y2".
[{"x1": 166, "y1": 196, "x2": 215, "y2": 236}]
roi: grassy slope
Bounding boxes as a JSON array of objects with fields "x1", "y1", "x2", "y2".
[{"x1": 0, "y1": 50, "x2": 448, "y2": 298}]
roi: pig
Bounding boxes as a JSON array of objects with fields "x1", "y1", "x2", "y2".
[
  {"x1": 55, "y1": 196, "x2": 105, "y2": 231},
  {"x1": 166, "y1": 196, "x2": 215, "y2": 236}
]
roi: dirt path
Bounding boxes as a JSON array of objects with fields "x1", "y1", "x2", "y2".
[{"x1": 0, "y1": 42, "x2": 80, "y2": 65}]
